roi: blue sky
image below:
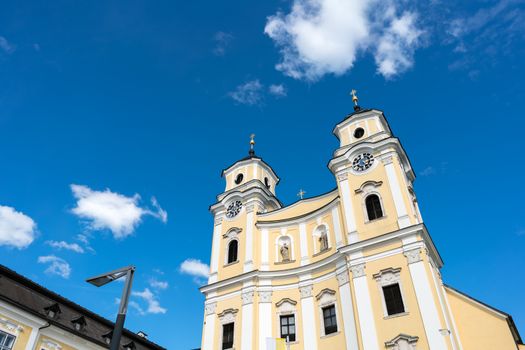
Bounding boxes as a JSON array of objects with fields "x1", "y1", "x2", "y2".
[{"x1": 0, "y1": 0, "x2": 524, "y2": 349}]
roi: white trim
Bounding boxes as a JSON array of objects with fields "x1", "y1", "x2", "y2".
[
  {"x1": 383, "y1": 157, "x2": 410, "y2": 228},
  {"x1": 258, "y1": 295, "x2": 272, "y2": 350},
  {"x1": 406, "y1": 256, "x2": 448, "y2": 350},
  {"x1": 224, "y1": 238, "x2": 239, "y2": 266},
  {"x1": 300, "y1": 291, "x2": 318, "y2": 350},
  {"x1": 256, "y1": 198, "x2": 340, "y2": 228},
  {"x1": 258, "y1": 190, "x2": 338, "y2": 218},
  {"x1": 201, "y1": 224, "x2": 442, "y2": 294},
  {"x1": 261, "y1": 229, "x2": 269, "y2": 271},
  {"x1": 338, "y1": 176, "x2": 358, "y2": 243},
  {"x1": 209, "y1": 220, "x2": 223, "y2": 283},
  {"x1": 441, "y1": 287, "x2": 464, "y2": 350},
  {"x1": 428, "y1": 263, "x2": 460, "y2": 350},
  {"x1": 275, "y1": 299, "x2": 298, "y2": 343},
  {"x1": 338, "y1": 278, "x2": 359, "y2": 350},
  {"x1": 331, "y1": 207, "x2": 344, "y2": 247},
  {"x1": 244, "y1": 211, "x2": 254, "y2": 272},
  {"x1": 316, "y1": 290, "x2": 340, "y2": 338},
  {"x1": 352, "y1": 272, "x2": 379, "y2": 350},
  {"x1": 299, "y1": 223, "x2": 309, "y2": 265},
  {"x1": 202, "y1": 311, "x2": 215, "y2": 350},
  {"x1": 39, "y1": 326, "x2": 102, "y2": 350}
]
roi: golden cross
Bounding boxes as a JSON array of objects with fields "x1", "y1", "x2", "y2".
[
  {"x1": 249, "y1": 133, "x2": 256, "y2": 155},
  {"x1": 350, "y1": 89, "x2": 359, "y2": 106},
  {"x1": 297, "y1": 189, "x2": 306, "y2": 199}
]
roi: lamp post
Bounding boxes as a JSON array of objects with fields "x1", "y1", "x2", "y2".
[{"x1": 86, "y1": 266, "x2": 135, "y2": 350}]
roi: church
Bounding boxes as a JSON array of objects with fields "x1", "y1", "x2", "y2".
[{"x1": 199, "y1": 93, "x2": 523, "y2": 350}]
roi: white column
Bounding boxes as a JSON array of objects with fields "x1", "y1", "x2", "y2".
[
  {"x1": 404, "y1": 248, "x2": 449, "y2": 350},
  {"x1": 332, "y1": 207, "x2": 344, "y2": 247},
  {"x1": 202, "y1": 302, "x2": 217, "y2": 350},
  {"x1": 383, "y1": 156, "x2": 410, "y2": 228},
  {"x1": 350, "y1": 263, "x2": 380, "y2": 350},
  {"x1": 261, "y1": 229, "x2": 269, "y2": 271},
  {"x1": 336, "y1": 270, "x2": 359, "y2": 350},
  {"x1": 241, "y1": 290, "x2": 255, "y2": 350},
  {"x1": 25, "y1": 328, "x2": 40, "y2": 350},
  {"x1": 337, "y1": 172, "x2": 358, "y2": 243},
  {"x1": 244, "y1": 205, "x2": 255, "y2": 272},
  {"x1": 299, "y1": 284, "x2": 318, "y2": 350},
  {"x1": 299, "y1": 223, "x2": 309, "y2": 265},
  {"x1": 258, "y1": 290, "x2": 273, "y2": 350},
  {"x1": 209, "y1": 218, "x2": 223, "y2": 283}
]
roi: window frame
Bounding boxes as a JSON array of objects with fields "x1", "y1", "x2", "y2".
[
  {"x1": 322, "y1": 305, "x2": 338, "y2": 335},
  {"x1": 221, "y1": 322, "x2": 234, "y2": 350},
  {"x1": 279, "y1": 314, "x2": 296, "y2": 342},
  {"x1": 0, "y1": 330, "x2": 15, "y2": 350},
  {"x1": 315, "y1": 289, "x2": 341, "y2": 338},
  {"x1": 373, "y1": 267, "x2": 409, "y2": 319},
  {"x1": 225, "y1": 239, "x2": 239, "y2": 265},
  {"x1": 365, "y1": 194, "x2": 384, "y2": 221}
]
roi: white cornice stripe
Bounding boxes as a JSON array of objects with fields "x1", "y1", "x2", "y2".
[
  {"x1": 201, "y1": 224, "x2": 441, "y2": 294},
  {"x1": 256, "y1": 198, "x2": 340, "y2": 228},
  {"x1": 258, "y1": 189, "x2": 338, "y2": 218}
]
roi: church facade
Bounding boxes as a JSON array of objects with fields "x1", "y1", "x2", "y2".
[{"x1": 199, "y1": 99, "x2": 523, "y2": 350}]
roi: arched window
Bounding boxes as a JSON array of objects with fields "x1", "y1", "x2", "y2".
[
  {"x1": 227, "y1": 240, "x2": 238, "y2": 264},
  {"x1": 366, "y1": 194, "x2": 383, "y2": 221}
]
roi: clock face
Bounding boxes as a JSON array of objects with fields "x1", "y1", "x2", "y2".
[
  {"x1": 226, "y1": 200, "x2": 243, "y2": 218},
  {"x1": 352, "y1": 153, "x2": 374, "y2": 172}
]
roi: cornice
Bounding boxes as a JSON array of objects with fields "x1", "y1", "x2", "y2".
[
  {"x1": 200, "y1": 224, "x2": 443, "y2": 294},
  {"x1": 258, "y1": 188, "x2": 338, "y2": 218},
  {"x1": 256, "y1": 197, "x2": 340, "y2": 228},
  {"x1": 327, "y1": 137, "x2": 415, "y2": 182}
]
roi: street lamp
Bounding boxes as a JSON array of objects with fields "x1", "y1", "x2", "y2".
[{"x1": 87, "y1": 266, "x2": 135, "y2": 350}]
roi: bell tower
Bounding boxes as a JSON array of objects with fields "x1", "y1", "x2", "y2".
[
  {"x1": 207, "y1": 135, "x2": 281, "y2": 284},
  {"x1": 328, "y1": 91, "x2": 422, "y2": 243}
]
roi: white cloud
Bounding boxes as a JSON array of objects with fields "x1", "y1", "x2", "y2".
[
  {"x1": 46, "y1": 240, "x2": 84, "y2": 253},
  {"x1": 0, "y1": 36, "x2": 14, "y2": 54},
  {"x1": 228, "y1": 80, "x2": 264, "y2": 105},
  {"x1": 179, "y1": 259, "x2": 209, "y2": 281},
  {"x1": 149, "y1": 278, "x2": 169, "y2": 290},
  {"x1": 70, "y1": 184, "x2": 167, "y2": 239},
  {"x1": 37, "y1": 255, "x2": 71, "y2": 279},
  {"x1": 213, "y1": 31, "x2": 234, "y2": 56},
  {"x1": 0, "y1": 205, "x2": 37, "y2": 249},
  {"x1": 268, "y1": 84, "x2": 287, "y2": 97},
  {"x1": 264, "y1": 0, "x2": 423, "y2": 80},
  {"x1": 132, "y1": 288, "x2": 167, "y2": 314},
  {"x1": 419, "y1": 166, "x2": 436, "y2": 176}
]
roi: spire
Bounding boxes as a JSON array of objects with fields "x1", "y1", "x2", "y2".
[
  {"x1": 350, "y1": 89, "x2": 361, "y2": 112},
  {"x1": 249, "y1": 133, "x2": 256, "y2": 156}
]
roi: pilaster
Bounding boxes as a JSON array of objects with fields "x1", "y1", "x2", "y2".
[{"x1": 299, "y1": 284, "x2": 318, "y2": 350}]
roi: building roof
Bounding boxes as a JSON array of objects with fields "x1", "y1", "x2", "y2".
[{"x1": 0, "y1": 264, "x2": 165, "y2": 350}]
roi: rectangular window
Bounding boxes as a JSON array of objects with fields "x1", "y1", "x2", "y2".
[
  {"x1": 0, "y1": 331, "x2": 15, "y2": 350},
  {"x1": 383, "y1": 283, "x2": 405, "y2": 315},
  {"x1": 222, "y1": 323, "x2": 234, "y2": 350},
  {"x1": 280, "y1": 314, "x2": 296, "y2": 342},
  {"x1": 322, "y1": 305, "x2": 338, "y2": 335}
]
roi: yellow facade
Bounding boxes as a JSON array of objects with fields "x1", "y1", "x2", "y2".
[{"x1": 200, "y1": 107, "x2": 523, "y2": 350}]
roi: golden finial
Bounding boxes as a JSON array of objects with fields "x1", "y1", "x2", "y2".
[
  {"x1": 297, "y1": 189, "x2": 306, "y2": 200},
  {"x1": 249, "y1": 133, "x2": 256, "y2": 156},
  {"x1": 350, "y1": 89, "x2": 361, "y2": 111}
]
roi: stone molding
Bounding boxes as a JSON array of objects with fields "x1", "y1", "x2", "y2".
[
  {"x1": 258, "y1": 291, "x2": 272, "y2": 303},
  {"x1": 404, "y1": 249, "x2": 422, "y2": 264},
  {"x1": 385, "y1": 333, "x2": 419, "y2": 349},
  {"x1": 204, "y1": 302, "x2": 217, "y2": 316},
  {"x1": 373, "y1": 267, "x2": 402, "y2": 285},
  {"x1": 299, "y1": 285, "x2": 314, "y2": 299},
  {"x1": 241, "y1": 291, "x2": 254, "y2": 305},
  {"x1": 218, "y1": 308, "x2": 238, "y2": 324},
  {"x1": 336, "y1": 270, "x2": 350, "y2": 286},
  {"x1": 350, "y1": 263, "x2": 366, "y2": 278}
]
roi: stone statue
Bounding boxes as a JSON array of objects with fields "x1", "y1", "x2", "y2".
[
  {"x1": 319, "y1": 232, "x2": 328, "y2": 251},
  {"x1": 280, "y1": 243, "x2": 290, "y2": 262}
]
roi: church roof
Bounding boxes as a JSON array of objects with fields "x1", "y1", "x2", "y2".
[{"x1": 0, "y1": 264, "x2": 165, "y2": 350}]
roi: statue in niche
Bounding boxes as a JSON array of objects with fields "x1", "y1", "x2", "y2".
[
  {"x1": 280, "y1": 242, "x2": 290, "y2": 262},
  {"x1": 319, "y1": 231, "x2": 328, "y2": 251}
]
